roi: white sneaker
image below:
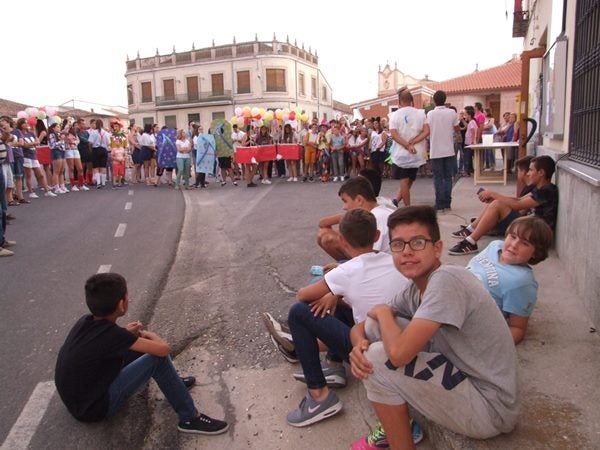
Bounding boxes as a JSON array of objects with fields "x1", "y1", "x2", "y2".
[
  {"x1": 81, "y1": 185, "x2": 90, "y2": 191},
  {"x1": 287, "y1": 177, "x2": 293, "y2": 182},
  {"x1": 293, "y1": 177, "x2": 298, "y2": 182},
  {"x1": 44, "y1": 191, "x2": 57, "y2": 197},
  {"x1": 71, "y1": 185, "x2": 79, "y2": 192},
  {"x1": 29, "y1": 192, "x2": 39, "y2": 199},
  {"x1": 332, "y1": 177, "x2": 338, "y2": 182},
  {"x1": 61, "y1": 187, "x2": 70, "y2": 193}
]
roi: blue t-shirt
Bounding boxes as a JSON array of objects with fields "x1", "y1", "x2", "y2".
[{"x1": 467, "y1": 240, "x2": 538, "y2": 317}]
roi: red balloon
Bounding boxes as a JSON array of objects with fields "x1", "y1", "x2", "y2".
[
  {"x1": 289, "y1": 111, "x2": 296, "y2": 120},
  {"x1": 255, "y1": 114, "x2": 262, "y2": 120},
  {"x1": 28, "y1": 116, "x2": 38, "y2": 126}
]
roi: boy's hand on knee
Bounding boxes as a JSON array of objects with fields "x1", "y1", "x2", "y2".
[
  {"x1": 349, "y1": 339, "x2": 373, "y2": 380},
  {"x1": 310, "y1": 294, "x2": 338, "y2": 318}
]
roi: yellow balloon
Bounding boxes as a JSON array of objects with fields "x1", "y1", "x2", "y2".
[
  {"x1": 243, "y1": 106, "x2": 251, "y2": 118},
  {"x1": 230, "y1": 116, "x2": 238, "y2": 125},
  {"x1": 259, "y1": 107, "x2": 266, "y2": 116}
]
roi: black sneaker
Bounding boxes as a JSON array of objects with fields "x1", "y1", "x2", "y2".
[
  {"x1": 451, "y1": 226, "x2": 472, "y2": 239},
  {"x1": 392, "y1": 199, "x2": 399, "y2": 208},
  {"x1": 180, "y1": 376, "x2": 196, "y2": 388},
  {"x1": 247, "y1": 182, "x2": 257, "y2": 188},
  {"x1": 448, "y1": 239, "x2": 478, "y2": 255},
  {"x1": 302, "y1": 176, "x2": 308, "y2": 182},
  {"x1": 178, "y1": 413, "x2": 229, "y2": 435}
]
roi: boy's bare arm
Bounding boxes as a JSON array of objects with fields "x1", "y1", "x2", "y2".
[
  {"x1": 318, "y1": 213, "x2": 344, "y2": 228},
  {"x1": 297, "y1": 279, "x2": 331, "y2": 302},
  {"x1": 480, "y1": 190, "x2": 539, "y2": 211},
  {"x1": 349, "y1": 321, "x2": 373, "y2": 380},
  {"x1": 507, "y1": 314, "x2": 529, "y2": 345},
  {"x1": 368, "y1": 305, "x2": 440, "y2": 367}
]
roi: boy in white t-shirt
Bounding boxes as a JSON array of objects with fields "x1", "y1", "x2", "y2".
[
  {"x1": 317, "y1": 177, "x2": 394, "y2": 261},
  {"x1": 284, "y1": 209, "x2": 408, "y2": 427}
]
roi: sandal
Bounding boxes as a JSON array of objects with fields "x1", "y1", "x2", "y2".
[
  {"x1": 8, "y1": 201, "x2": 19, "y2": 206},
  {"x1": 19, "y1": 199, "x2": 30, "y2": 204}
]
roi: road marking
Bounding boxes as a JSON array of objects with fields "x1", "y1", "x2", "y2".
[
  {"x1": 128, "y1": 190, "x2": 134, "y2": 196},
  {"x1": 1, "y1": 381, "x2": 56, "y2": 450},
  {"x1": 97, "y1": 264, "x2": 112, "y2": 273},
  {"x1": 125, "y1": 202, "x2": 132, "y2": 210},
  {"x1": 114, "y1": 223, "x2": 127, "y2": 238}
]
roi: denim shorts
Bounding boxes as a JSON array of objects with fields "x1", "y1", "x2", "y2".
[
  {"x1": 11, "y1": 158, "x2": 24, "y2": 177},
  {"x1": 51, "y1": 149, "x2": 65, "y2": 161}
]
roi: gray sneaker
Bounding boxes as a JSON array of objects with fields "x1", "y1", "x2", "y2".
[
  {"x1": 293, "y1": 364, "x2": 347, "y2": 388},
  {"x1": 286, "y1": 390, "x2": 342, "y2": 427}
]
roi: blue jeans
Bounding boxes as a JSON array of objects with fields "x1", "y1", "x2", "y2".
[
  {"x1": 431, "y1": 156, "x2": 455, "y2": 210},
  {"x1": 484, "y1": 149, "x2": 495, "y2": 168},
  {"x1": 176, "y1": 158, "x2": 191, "y2": 187},
  {"x1": 0, "y1": 165, "x2": 6, "y2": 246},
  {"x1": 107, "y1": 353, "x2": 197, "y2": 423},
  {"x1": 288, "y1": 302, "x2": 354, "y2": 389}
]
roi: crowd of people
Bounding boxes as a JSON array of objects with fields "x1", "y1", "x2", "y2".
[{"x1": 9, "y1": 89, "x2": 556, "y2": 448}]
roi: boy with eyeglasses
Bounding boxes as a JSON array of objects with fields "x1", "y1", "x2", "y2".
[{"x1": 350, "y1": 206, "x2": 518, "y2": 449}]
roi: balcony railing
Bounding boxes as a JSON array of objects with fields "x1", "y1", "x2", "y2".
[
  {"x1": 512, "y1": 4, "x2": 530, "y2": 38},
  {"x1": 155, "y1": 91, "x2": 233, "y2": 107}
]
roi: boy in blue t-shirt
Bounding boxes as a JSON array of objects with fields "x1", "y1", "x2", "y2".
[
  {"x1": 55, "y1": 273, "x2": 228, "y2": 435},
  {"x1": 467, "y1": 215, "x2": 553, "y2": 344}
]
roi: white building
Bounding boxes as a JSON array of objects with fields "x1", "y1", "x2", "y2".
[{"x1": 125, "y1": 37, "x2": 334, "y2": 130}]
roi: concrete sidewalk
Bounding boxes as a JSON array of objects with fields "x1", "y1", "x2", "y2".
[{"x1": 144, "y1": 176, "x2": 599, "y2": 449}]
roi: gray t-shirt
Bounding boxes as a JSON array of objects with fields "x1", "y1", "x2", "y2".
[{"x1": 391, "y1": 265, "x2": 519, "y2": 431}]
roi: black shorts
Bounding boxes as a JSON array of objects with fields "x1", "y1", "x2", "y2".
[
  {"x1": 496, "y1": 209, "x2": 522, "y2": 235},
  {"x1": 91, "y1": 147, "x2": 108, "y2": 169},
  {"x1": 140, "y1": 146, "x2": 153, "y2": 162},
  {"x1": 370, "y1": 151, "x2": 385, "y2": 166},
  {"x1": 132, "y1": 148, "x2": 143, "y2": 165},
  {"x1": 392, "y1": 164, "x2": 418, "y2": 181},
  {"x1": 79, "y1": 146, "x2": 92, "y2": 163},
  {"x1": 218, "y1": 156, "x2": 232, "y2": 169}
]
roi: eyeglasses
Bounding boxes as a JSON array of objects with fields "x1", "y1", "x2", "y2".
[{"x1": 389, "y1": 237, "x2": 434, "y2": 252}]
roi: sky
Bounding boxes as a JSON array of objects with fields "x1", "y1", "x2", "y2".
[{"x1": 3, "y1": 0, "x2": 523, "y2": 111}]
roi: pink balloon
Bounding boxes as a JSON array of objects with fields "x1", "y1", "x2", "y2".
[
  {"x1": 17, "y1": 111, "x2": 28, "y2": 119},
  {"x1": 27, "y1": 116, "x2": 38, "y2": 126}
]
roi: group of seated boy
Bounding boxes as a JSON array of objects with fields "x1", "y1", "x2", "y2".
[
  {"x1": 264, "y1": 157, "x2": 556, "y2": 449},
  {"x1": 53, "y1": 156, "x2": 557, "y2": 449}
]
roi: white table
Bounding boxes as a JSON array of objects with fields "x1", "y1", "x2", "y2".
[{"x1": 465, "y1": 142, "x2": 519, "y2": 185}]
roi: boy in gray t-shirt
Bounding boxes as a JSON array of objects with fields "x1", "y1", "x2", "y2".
[{"x1": 350, "y1": 206, "x2": 519, "y2": 449}]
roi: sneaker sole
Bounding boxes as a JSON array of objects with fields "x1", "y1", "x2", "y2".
[
  {"x1": 448, "y1": 248, "x2": 479, "y2": 255},
  {"x1": 287, "y1": 401, "x2": 343, "y2": 427},
  {"x1": 177, "y1": 422, "x2": 229, "y2": 435},
  {"x1": 451, "y1": 233, "x2": 471, "y2": 239},
  {"x1": 262, "y1": 313, "x2": 295, "y2": 352},
  {"x1": 292, "y1": 372, "x2": 347, "y2": 388},
  {"x1": 270, "y1": 336, "x2": 299, "y2": 363}
]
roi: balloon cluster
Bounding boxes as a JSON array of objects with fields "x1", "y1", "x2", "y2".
[
  {"x1": 230, "y1": 106, "x2": 310, "y2": 130},
  {"x1": 16, "y1": 106, "x2": 62, "y2": 127}
]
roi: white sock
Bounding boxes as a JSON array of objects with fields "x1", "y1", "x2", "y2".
[
  {"x1": 466, "y1": 224, "x2": 474, "y2": 232},
  {"x1": 93, "y1": 173, "x2": 99, "y2": 185},
  {"x1": 466, "y1": 236, "x2": 476, "y2": 245}
]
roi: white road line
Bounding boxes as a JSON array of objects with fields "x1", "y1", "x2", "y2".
[
  {"x1": 97, "y1": 264, "x2": 112, "y2": 273},
  {"x1": 1, "y1": 381, "x2": 56, "y2": 450},
  {"x1": 124, "y1": 202, "x2": 132, "y2": 210},
  {"x1": 114, "y1": 223, "x2": 127, "y2": 238},
  {"x1": 128, "y1": 190, "x2": 134, "y2": 196}
]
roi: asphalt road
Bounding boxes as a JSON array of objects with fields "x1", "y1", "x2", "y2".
[
  {"x1": 0, "y1": 174, "x2": 437, "y2": 449},
  {"x1": 0, "y1": 183, "x2": 184, "y2": 449}
]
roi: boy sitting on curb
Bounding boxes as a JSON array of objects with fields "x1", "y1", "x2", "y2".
[
  {"x1": 449, "y1": 155, "x2": 557, "y2": 255},
  {"x1": 317, "y1": 177, "x2": 394, "y2": 261},
  {"x1": 353, "y1": 215, "x2": 553, "y2": 449},
  {"x1": 285, "y1": 209, "x2": 409, "y2": 427},
  {"x1": 55, "y1": 273, "x2": 228, "y2": 436},
  {"x1": 350, "y1": 206, "x2": 518, "y2": 449}
]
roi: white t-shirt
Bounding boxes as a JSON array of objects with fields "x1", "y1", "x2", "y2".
[
  {"x1": 370, "y1": 131, "x2": 383, "y2": 153},
  {"x1": 389, "y1": 106, "x2": 427, "y2": 167},
  {"x1": 324, "y1": 251, "x2": 409, "y2": 323},
  {"x1": 426, "y1": 106, "x2": 459, "y2": 159},
  {"x1": 176, "y1": 139, "x2": 191, "y2": 159},
  {"x1": 231, "y1": 130, "x2": 245, "y2": 148},
  {"x1": 370, "y1": 204, "x2": 394, "y2": 253}
]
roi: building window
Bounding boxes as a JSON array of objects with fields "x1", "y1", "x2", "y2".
[
  {"x1": 237, "y1": 71, "x2": 250, "y2": 94},
  {"x1": 188, "y1": 113, "x2": 200, "y2": 125},
  {"x1": 323, "y1": 112, "x2": 327, "y2": 121},
  {"x1": 142, "y1": 117, "x2": 154, "y2": 126},
  {"x1": 127, "y1": 84, "x2": 133, "y2": 105},
  {"x1": 187, "y1": 76, "x2": 199, "y2": 101},
  {"x1": 312, "y1": 111, "x2": 318, "y2": 119},
  {"x1": 165, "y1": 115, "x2": 177, "y2": 129},
  {"x1": 298, "y1": 73, "x2": 305, "y2": 96},
  {"x1": 322, "y1": 86, "x2": 328, "y2": 102},
  {"x1": 141, "y1": 82, "x2": 152, "y2": 103},
  {"x1": 163, "y1": 79, "x2": 175, "y2": 100},
  {"x1": 311, "y1": 77, "x2": 317, "y2": 98},
  {"x1": 212, "y1": 111, "x2": 225, "y2": 120},
  {"x1": 212, "y1": 73, "x2": 224, "y2": 96},
  {"x1": 569, "y1": 0, "x2": 600, "y2": 168},
  {"x1": 266, "y1": 68, "x2": 286, "y2": 92}
]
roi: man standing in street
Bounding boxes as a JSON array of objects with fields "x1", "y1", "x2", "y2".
[{"x1": 426, "y1": 91, "x2": 459, "y2": 211}]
